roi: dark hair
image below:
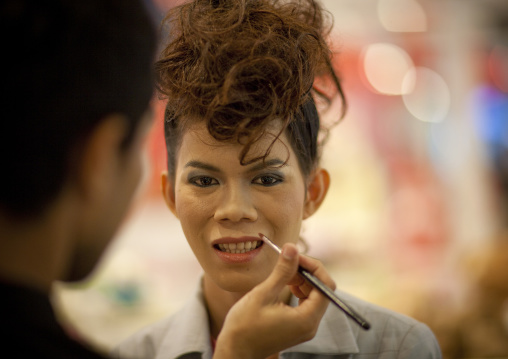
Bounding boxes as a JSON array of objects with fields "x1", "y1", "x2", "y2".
[
  {"x1": 158, "y1": 0, "x2": 345, "y2": 180},
  {"x1": 0, "y1": 0, "x2": 157, "y2": 218}
]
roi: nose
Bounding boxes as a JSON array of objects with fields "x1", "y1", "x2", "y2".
[{"x1": 214, "y1": 184, "x2": 257, "y2": 223}]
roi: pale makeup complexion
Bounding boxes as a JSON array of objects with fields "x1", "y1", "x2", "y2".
[{"x1": 162, "y1": 120, "x2": 330, "y2": 341}]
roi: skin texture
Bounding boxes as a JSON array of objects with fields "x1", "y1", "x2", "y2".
[{"x1": 162, "y1": 121, "x2": 331, "y2": 342}]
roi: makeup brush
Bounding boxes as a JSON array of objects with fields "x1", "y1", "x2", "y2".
[{"x1": 259, "y1": 233, "x2": 371, "y2": 330}]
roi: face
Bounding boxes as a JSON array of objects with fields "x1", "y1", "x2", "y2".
[
  {"x1": 68, "y1": 110, "x2": 153, "y2": 282},
  {"x1": 163, "y1": 121, "x2": 321, "y2": 293}
]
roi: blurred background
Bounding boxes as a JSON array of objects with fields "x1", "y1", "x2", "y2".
[{"x1": 53, "y1": 0, "x2": 508, "y2": 358}]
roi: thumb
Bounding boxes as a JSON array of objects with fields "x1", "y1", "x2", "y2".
[{"x1": 256, "y1": 243, "x2": 299, "y2": 298}]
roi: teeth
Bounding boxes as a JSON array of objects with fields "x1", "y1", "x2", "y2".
[{"x1": 218, "y1": 241, "x2": 260, "y2": 254}]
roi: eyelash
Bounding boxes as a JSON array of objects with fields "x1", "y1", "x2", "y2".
[
  {"x1": 252, "y1": 174, "x2": 283, "y2": 186},
  {"x1": 189, "y1": 174, "x2": 283, "y2": 188},
  {"x1": 189, "y1": 176, "x2": 218, "y2": 187}
]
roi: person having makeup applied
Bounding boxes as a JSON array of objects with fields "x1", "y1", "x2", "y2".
[
  {"x1": 113, "y1": 0, "x2": 442, "y2": 358},
  {"x1": 0, "y1": 0, "x2": 337, "y2": 358}
]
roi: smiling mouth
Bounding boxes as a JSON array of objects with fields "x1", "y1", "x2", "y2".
[{"x1": 214, "y1": 240, "x2": 262, "y2": 254}]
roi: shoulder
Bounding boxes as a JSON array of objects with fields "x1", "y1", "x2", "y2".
[
  {"x1": 0, "y1": 283, "x2": 110, "y2": 359},
  {"x1": 112, "y1": 284, "x2": 212, "y2": 359},
  {"x1": 337, "y1": 290, "x2": 442, "y2": 358}
]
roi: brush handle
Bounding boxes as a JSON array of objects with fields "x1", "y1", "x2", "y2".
[{"x1": 298, "y1": 266, "x2": 371, "y2": 330}]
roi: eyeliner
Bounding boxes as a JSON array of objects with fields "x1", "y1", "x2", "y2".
[{"x1": 259, "y1": 233, "x2": 371, "y2": 330}]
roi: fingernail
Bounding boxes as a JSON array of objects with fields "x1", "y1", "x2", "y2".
[{"x1": 282, "y1": 245, "x2": 297, "y2": 260}]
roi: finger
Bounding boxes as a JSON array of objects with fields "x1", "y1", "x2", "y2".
[
  {"x1": 290, "y1": 256, "x2": 337, "y2": 319},
  {"x1": 253, "y1": 243, "x2": 299, "y2": 299},
  {"x1": 288, "y1": 284, "x2": 307, "y2": 299},
  {"x1": 297, "y1": 254, "x2": 336, "y2": 291},
  {"x1": 291, "y1": 281, "x2": 313, "y2": 298}
]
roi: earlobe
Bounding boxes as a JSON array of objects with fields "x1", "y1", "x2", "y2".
[
  {"x1": 303, "y1": 168, "x2": 330, "y2": 219},
  {"x1": 161, "y1": 171, "x2": 178, "y2": 217}
]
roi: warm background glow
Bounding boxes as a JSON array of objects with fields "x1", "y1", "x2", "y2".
[{"x1": 53, "y1": 1, "x2": 508, "y2": 358}]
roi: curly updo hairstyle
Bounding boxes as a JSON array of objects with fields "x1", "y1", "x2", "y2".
[{"x1": 156, "y1": 0, "x2": 345, "y2": 180}]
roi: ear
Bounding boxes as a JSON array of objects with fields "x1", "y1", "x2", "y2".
[
  {"x1": 77, "y1": 114, "x2": 128, "y2": 201},
  {"x1": 303, "y1": 168, "x2": 330, "y2": 219},
  {"x1": 161, "y1": 171, "x2": 178, "y2": 218}
]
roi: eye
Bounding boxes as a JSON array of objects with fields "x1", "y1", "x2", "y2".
[
  {"x1": 190, "y1": 176, "x2": 218, "y2": 187},
  {"x1": 253, "y1": 175, "x2": 282, "y2": 186}
]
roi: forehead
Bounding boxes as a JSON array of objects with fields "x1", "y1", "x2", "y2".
[{"x1": 176, "y1": 121, "x2": 295, "y2": 167}]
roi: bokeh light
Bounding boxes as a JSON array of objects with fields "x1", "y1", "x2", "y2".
[
  {"x1": 377, "y1": 0, "x2": 427, "y2": 33},
  {"x1": 362, "y1": 43, "x2": 414, "y2": 95},
  {"x1": 489, "y1": 45, "x2": 508, "y2": 93},
  {"x1": 402, "y1": 67, "x2": 450, "y2": 123}
]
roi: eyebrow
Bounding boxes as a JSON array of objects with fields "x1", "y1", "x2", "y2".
[
  {"x1": 184, "y1": 160, "x2": 220, "y2": 172},
  {"x1": 247, "y1": 158, "x2": 287, "y2": 172},
  {"x1": 183, "y1": 158, "x2": 287, "y2": 173}
]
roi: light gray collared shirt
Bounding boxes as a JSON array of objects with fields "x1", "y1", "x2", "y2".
[{"x1": 112, "y1": 281, "x2": 442, "y2": 359}]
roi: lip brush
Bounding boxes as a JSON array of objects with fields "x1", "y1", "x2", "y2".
[{"x1": 259, "y1": 233, "x2": 371, "y2": 330}]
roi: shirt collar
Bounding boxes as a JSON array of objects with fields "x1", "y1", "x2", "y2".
[
  {"x1": 157, "y1": 281, "x2": 360, "y2": 359},
  {"x1": 157, "y1": 280, "x2": 214, "y2": 359}
]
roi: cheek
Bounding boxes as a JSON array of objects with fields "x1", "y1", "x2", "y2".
[
  {"x1": 267, "y1": 188, "x2": 306, "y2": 235},
  {"x1": 174, "y1": 190, "x2": 211, "y2": 233},
  {"x1": 130, "y1": 156, "x2": 144, "y2": 193},
  {"x1": 174, "y1": 196, "x2": 195, "y2": 225}
]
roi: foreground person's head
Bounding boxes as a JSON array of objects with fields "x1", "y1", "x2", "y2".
[{"x1": 1, "y1": 0, "x2": 157, "y2": 282}]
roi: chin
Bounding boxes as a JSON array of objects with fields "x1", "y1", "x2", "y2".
[
  {"x1": 63, "y1": 263, "x2": 96, "y2": 284},
  {"x1": 62, "y1": 268, "x2": 94, "y2": 284},
  {"x1": 63, "y1": 248, "x2": 104, "y2": 283},
  {"x1": 215, "y1": 273, "x2": 265, "y2": 294}
]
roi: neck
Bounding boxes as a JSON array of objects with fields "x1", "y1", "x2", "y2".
[{"x1": 202, "y1": 274, "x2": 292, "y2": 339}]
